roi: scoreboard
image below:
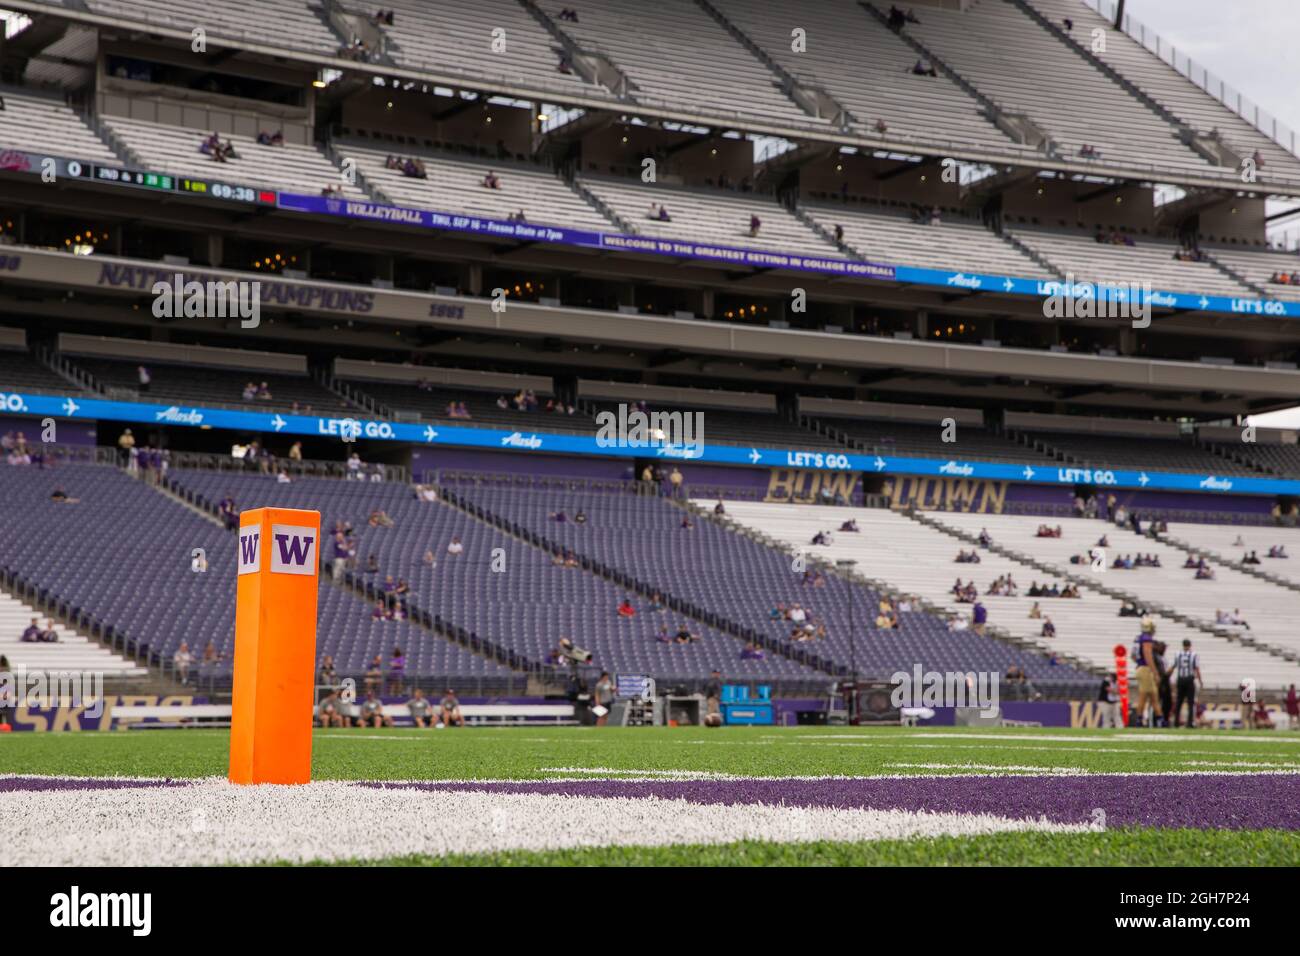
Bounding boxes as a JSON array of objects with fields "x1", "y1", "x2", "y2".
[{"x1": 2, "y1": 150, "x2": 277, "y2": 207}]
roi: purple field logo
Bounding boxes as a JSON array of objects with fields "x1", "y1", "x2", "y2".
[{"x1": 270, "y1": 525, "x2": 316, "y2": 575}]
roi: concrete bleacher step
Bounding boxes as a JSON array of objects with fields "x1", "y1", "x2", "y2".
[{"x1": 0, "y1": 590, "x2": 148, "y2": 677}]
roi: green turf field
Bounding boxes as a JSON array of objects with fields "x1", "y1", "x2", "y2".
[
  {"x1": 3, "y1": 724, "x2": 1299, "y2": 779},
  {"x1": 6, "y1": 726, "x2": 1299, "y2": 866}
]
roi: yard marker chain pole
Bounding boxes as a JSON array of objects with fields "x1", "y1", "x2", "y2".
[
  {"x1": 229, "y1": 507, "x2": 322, "y2": 785},
  {"x1": 1114, "y1": 644, "x2": 1129, "y2": 728}
]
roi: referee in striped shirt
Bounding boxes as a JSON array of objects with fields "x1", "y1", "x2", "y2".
[{"x1": 1173, "y1": 639, "x2": 1202, "y2": 728}]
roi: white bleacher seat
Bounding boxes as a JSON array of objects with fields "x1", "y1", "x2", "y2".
[
  {"x1": 902, "y1": 0, "x2": 1225, "y2": 180},
  {"x1": 805, "y1": 203, "x2": 1042, "y2": 276},
  {"x1": 1206, "y1": 246, "x2": 1300, "y2": 300},
  {"x1": 338, "y1": 142, "x2": 612, "y2": 230},
  {"x1": 102, "y1": 116, "x2": 365, "y2": 197},
  {"x1": 938, "y1": 512, "x2": 1300, "y2": 688},
  {"x1": 713, "y1": 0, "x2": 1035, "y2": 155},
  {"x1": 0, "y1": 593, "x2": 147, "y2": 677},
  {"x1": 1163, "y1": 524, "x2": 1300, "y2": 589},
  {"x1": 1012, "y1": 228, "x2": 1252, "y2": 297},
  {"x1": 582, "y1": 176, "x2": 832, "y2": 253},
  {"x1": 1027, "y1": 0, "x2": 1300, "y2": 184},
  {"x1": 85, "y1": 0, "x2": 340, "y2": 52},
  {"x1": 0, "y1": 88, "x2": 120, "y2": 163},
  {"x1": 379, "y1": 0, "x2": 599, "y2": 95},
  {"x1": 549, "y1": 0, "x2": 820, "y2": 127}
]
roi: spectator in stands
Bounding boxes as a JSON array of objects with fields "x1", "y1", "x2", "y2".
[
  {"x1": 617, "y1": 596, "x2": 636, "y2": 619},
  {"x1": 702, "y1": 670, "x2": 723, "y2": 726},
  {"x1": 117, "y1": 428, "x2": 135, "y2": 467},
  {"x1": 368, "y1": 509, "x2": 395, "y2": 529},
  {"x1": 203, "y1": 641, "x2": 222, "y2": 668},
  {"x1": 401, "y1": 157, "x2": 427, "y2": 179},
  {"x1": 887, "y1": 5, "x2": 906, "y2": 29},
  {"x1": 256, "y1": 130, "x2": 284, "y2": 147},
  {"x1": 1194, "y1": 564, "x2": 1216, "y2": 580},
  {"x1": 741, "y1": 642, "x2": 765, "y2": 660},
  {"x1": 1243, "y1": 550, "x2": 1261, "y2": 564},
  {"x1": 362, "y1": 654, "x2": 384, "y2": 695},
  {"x1": 364, "y1": 552, "x2": 379, "y2": 574},
  {"x1": 317, "y1": 655, "x2": 338, "y2": 694},
  {"x1": 977, "y1": 527, "x2": 992, "y2": 547},
  {"x1": 1028, "y1": 601, "x2": 1042, "y2": 619},
  {"x1": 217, "y1": 494, "x2": 238, "y2": 531},
  {"x1": 173, "y1": 642, "x2": 193, "y2": 685},
  {"x1": 439, "y1": 689, "x2": 465, "y2": 727},
  {"x1": 840, "y1": 518, "x2": 858, "y2": 532},
  {"x1": 929, "y1": 206, "x2": 942, "y2": 227},
  {"x1": 911, "y1": 58, "x2": 937, "y2": 77},
  {"x1": 482, "y1": 170, "x2": 502, "y2": 190},
  {"x1": 1040, "y1": 616, "x2": 1055, "y2": 638},
  {"x1": 668, "y1": 466, "x2": 683, "y2": 497},
  {"x1": 49, "y1": 487, "x2": 78, "y2": 504},
  {"x1": 446, "y1": 536, "x2": 464, "y2": 556},
  {"x1": 748, "y1": 214, "x2": 762, "y2": 237},
  {"x1": 971, "y1": 600, "x2": 987, "y2": 635},
  {"x1": 1286, "y1": 685, "x2": 1299, "y2": 730},
  {"x1": 20, "y1": 617, "x2": 41, "y2": 643},
  {"x1": 404, "y1": 688, "x2": 432, "y2": 728},
  {"x1": 317, "y1": 690, "x2": 346, "y2": 728},
  {"x1": 371, "y1": 600, "x2": 389, "y2": 622},
  {"x1": 386, "y1": 647, "x2": 406, "y2": 694},
  {"x1": 833, "y1": 223, "x2": 845, "y2": 246},
  {"x1": 557, "y1": 53, "x2": 574, "y2": 74},
  {"x1": 593, "y1": 672, "x2": 614, "y2": 726},
  {"x1": 360, "y1": 692, "x2": 392, "y2": 729},
  {"x1": 1062, "y1": 16, "x2": 1073, "y2": 31}
]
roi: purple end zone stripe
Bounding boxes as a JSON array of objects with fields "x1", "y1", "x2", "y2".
[
  {"x1": 371, "y1": 774, "x2": 1300, "y2": 830},
  {"x1": 0, "y1": 777, "x2": 187, "y2": 793}
]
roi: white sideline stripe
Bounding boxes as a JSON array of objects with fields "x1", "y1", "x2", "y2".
[
  {"x1": 0, "y1": 780, "x2": 1088, "y2": 866},
  {"x1": 901, "y1": 732, "x2": 1300, "y2": 745},
  {"x1": 888, "y1": 763, "x2": 1089, "y2": 774}
]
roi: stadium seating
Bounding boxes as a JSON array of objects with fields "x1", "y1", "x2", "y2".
[
  {"x1": 1160, "y1": 523, "x2": 1300, "y2": 588},
  {"x1": 451, "y1": 479, "x2": 1086, "y2": 687},
  {"x1": 714, "y1": 500, "x2": 1282, "y2": 686},
  {"x1": 1204, "y1": 441, "x2": 1300, "y2": 479},
  {"x1": 936, "y1": 512, "x2": 1300, "y2": 686},
  {"x1": 84, "y1": 0, "x2": 341, "y2": 52},
  {"x1": 803, "y1": 203, "x2": 1043, "y2": 276},
  {"x1": 546, "y1": 0, "x2": 819, "y2": 126},
  {"x1": 0, "y1": 86, "x2": 121, "y2": 163},
  {"x1": 582, "y1": 176, "x2": 829, "y2": 252},
  {"x1": 0, "y1": 591, "x2": 146, "y2": 677},
  {"x1": 1026, "y1": 0, "x2": 1300, "y2": 182},
  {"x1": 899, "y1": 0, "x2": 1223, "y2": 179},
  {"x1": 102, "y1": 115, "x2": 365, "y2": 198},
  {"x1": 0, "y1": 348, "x2": 79, "y2": 396},
  {"x1": 711, "y1": 0, "x2": 1035, "y2": 154},
  {"x1": 167, "y1": 468, "x2": 821, "y2": 686},
  {"x1": 0, "y1": 462, "x2": 515, "y2": 685},
  {"x1": 1021, "y1": 429, "x2": 1256, "y2": 475},
  {"x1": 67, "y1": 356, "x2": 356, "y2": 416},
  {"x1": 1011, "y1": 228, "x2": 1252, "y2": 297},
  {"x1": 813, "y1": 416, "x2": 1054, "y2": 463},
  {"x1": 347, "y1": 378, "x2": 593, "y2": 432},
  {"x1": 1205, "y1": 245, "x2": 1300, "y2": 299},
  {"x1": 378, "y1": 0, "x2": 598, "y2": 94},
  {"x1": 337, "y1": 142, "x2": 612, "y2": 230}
]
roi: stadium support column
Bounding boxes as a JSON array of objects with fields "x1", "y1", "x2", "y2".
[
  {"x1": 205, "y1": 233, "x2": 222, "y2": 268},
  {"x1": 916, "y1": 310, "x2": 928, "y2": 339},
  {"x1": 462, "y1": 264, "x2": 483, "y2": 297},
  {"x1": 702, "y1": 289, "x2": 715, "y2": 319}
]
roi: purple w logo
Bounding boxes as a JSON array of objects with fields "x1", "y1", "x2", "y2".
[
  {"x1": 275, "y1": 533, "x2": 314, "y2": 566},
  {"x1": 240, "y1": 534, "x2": 259, "y2": 564}
]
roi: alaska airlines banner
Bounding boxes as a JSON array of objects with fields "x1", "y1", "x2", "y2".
[{"x1": 4, "y1": 388, "x2": 1299, "y2": 497}]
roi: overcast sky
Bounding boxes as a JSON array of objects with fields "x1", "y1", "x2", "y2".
[{"x1": 1123, "y1": 1, "x2": 1300, "y2": 430}]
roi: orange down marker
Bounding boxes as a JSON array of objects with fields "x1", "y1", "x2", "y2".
[{"x1": 229, "y1": 507, "x2": 322, "y2": 785}]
